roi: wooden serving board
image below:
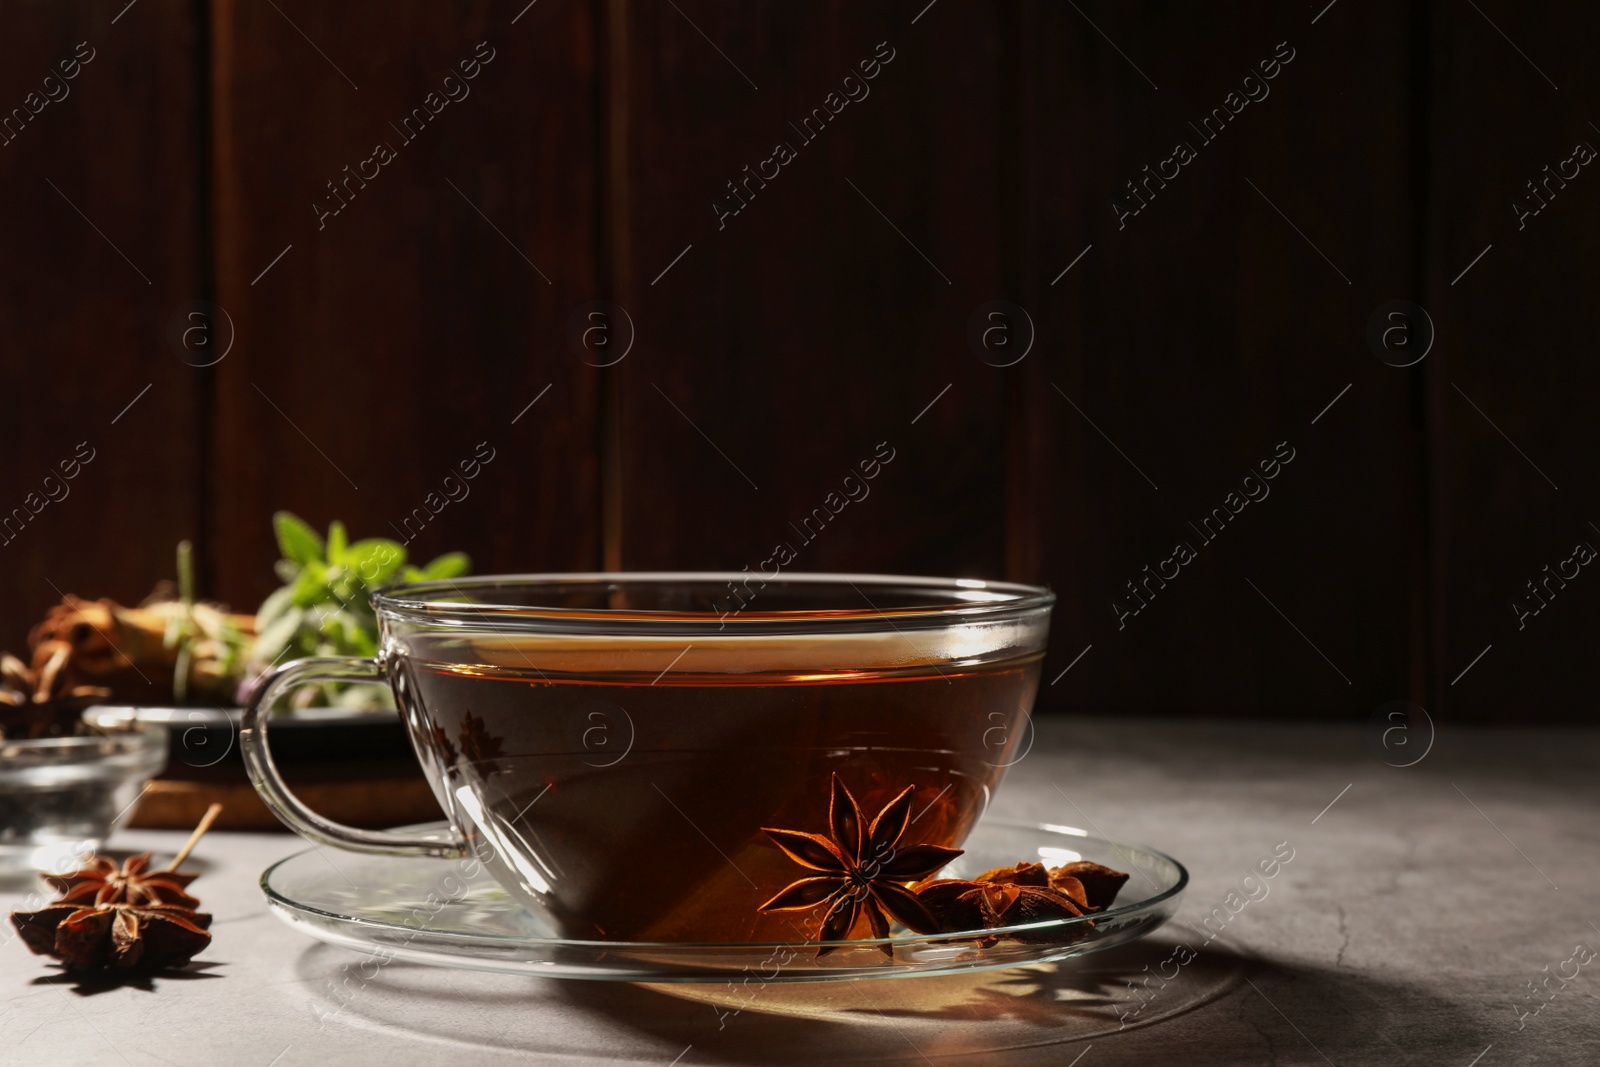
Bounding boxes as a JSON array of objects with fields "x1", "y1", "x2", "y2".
[{"x1": 130, "y1": 777, "x2": 445, "y2": 832}]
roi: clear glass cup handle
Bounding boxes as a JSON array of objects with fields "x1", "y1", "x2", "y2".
[{"x1": 240, "y1": 656, "x2": 469, "y2": 858}]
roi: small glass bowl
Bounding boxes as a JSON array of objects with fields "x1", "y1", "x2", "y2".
[{"x1": 0, "y1": 709, "x2": 166, "y2": 875}]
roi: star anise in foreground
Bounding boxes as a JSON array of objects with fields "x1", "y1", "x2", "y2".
[
  {"x1": 914, "y1": 859, "x2": 1130, "y2": 947},
  {"x1": 8, "y1": 803, "x2": 222, "y2": 976},
  {"x1": 45, "y1": 853, "x2": 200, "y2": 909},
  {"x1": 759, "y1": 775, "x2": 964, "y2": 958},
  {"x1": 12, "y1": 902, "x2": 212, "y2": 972}
]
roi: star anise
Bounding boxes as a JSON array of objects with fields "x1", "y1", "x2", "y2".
[
  {"x1": 1051, "y1": 860, "x2": 1130, "y2": 910},
  {"x1": 915, "y1": 878, "x2": 1090, "y2": 946},
  {"x1": 45, "y1": 853, "x2": 200, "y2": 909},
  {"x1": 7, "y1": 803, "x2": 221, "y2": 976},
  {"x1": 12, "y1": 902, "x2": 212, "y2": 972},
  {"x1": 758, "y1": 774, "x2": 964, "y2": 958},
  {"x1": 914, "y1": 858, "x2": 1129, "y2": 946}
]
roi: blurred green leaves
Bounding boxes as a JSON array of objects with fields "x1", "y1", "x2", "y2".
[{"x1": 251, "y1": 512, "x2": 469, "y2": 706}]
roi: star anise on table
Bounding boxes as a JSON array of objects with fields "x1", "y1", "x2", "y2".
[
  {"x1": 12, "y1": 902, "x2": 212, "y2": 972},
  {"x1": 45, "y1": 853, "x2": 200, "y2": 909},
  {"x1": 8, "y1": 803, "x2": 221, "y2": 976},
  {"x1": 758, "y1": 774, "x2": 964, "y2": 958}
]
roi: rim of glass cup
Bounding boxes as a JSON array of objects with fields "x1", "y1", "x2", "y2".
[
  {"x1": 0, "y1": 715, "x2": 166, "y2": 758},
  {"x1": 371, "y1": 572, "x2": 1056, "y2": 632}
]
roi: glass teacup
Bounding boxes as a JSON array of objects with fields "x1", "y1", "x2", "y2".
[{"x1": 241, "y1": 573, "x2": 1053, "y2": 942}]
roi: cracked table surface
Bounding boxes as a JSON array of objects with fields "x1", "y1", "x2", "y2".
[{"x1": 2, "y1": 716, "x2": 1596, "y2": 1066}]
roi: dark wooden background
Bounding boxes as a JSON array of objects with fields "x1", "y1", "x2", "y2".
[{"x1": 1, "y1": 0, "x2": 1594, "y2": 723}]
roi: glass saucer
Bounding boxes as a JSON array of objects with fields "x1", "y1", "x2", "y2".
[{"x1": 261, "y1": 819, "x2": 1186, "y2": 982}]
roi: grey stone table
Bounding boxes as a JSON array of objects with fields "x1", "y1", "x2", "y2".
[{"x1": 3, "y1": 717, "x2": 1597, "y2": 1066}]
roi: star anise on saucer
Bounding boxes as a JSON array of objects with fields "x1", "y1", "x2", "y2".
[
  {"x1": 913, "y1": 858, "x2": 1129, "y2": 946},
  {"x1": 915, "y1": 877, "x2": 1089, "y2": 946},
  {"x1": 1049, "y1": 860, "x2": 1130, "y2": 910},
  {"x1": 45, "y1": 853, "x2": 201, "y2": 909},
  {"x1": 758, "y1": 775, "x2": 964, "y2": 958}
]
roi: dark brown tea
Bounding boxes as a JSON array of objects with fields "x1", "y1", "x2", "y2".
[{"x1": 392, "y1": 636, "x2": 1042, "y2": 942}]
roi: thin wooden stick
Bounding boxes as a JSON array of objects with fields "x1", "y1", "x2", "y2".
[{"x1": 164, "y1": 803, "x2": 223, "y2": 872}]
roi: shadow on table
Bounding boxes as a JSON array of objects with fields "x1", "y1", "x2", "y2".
[
  {"x1": 27, "y1": 961, "x2": 227, "y2": 996},
  {"x1": 293, "y1": 935, "x2": 1484, "y2": 1063}
]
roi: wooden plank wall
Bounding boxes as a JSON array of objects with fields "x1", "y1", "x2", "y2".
[
  {"x1": 611, "y1": 4, "x2": 1011, "y2": 581},
  {"x1": 208, "y1": 0, "x2": 603, "y2": 613},
  {"x1": 1423, "y1": 3, "x2": 1600, "y2": 722},
  {"x1": 1019, "y1": 1, "x2": 1425, "y2": 716},
  {"x1": 0, "y1": 2, "x2": 205, "y2": 639},
  {"x1": 0, "y1": 1, "x2": 1589, "y2": 722}
]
